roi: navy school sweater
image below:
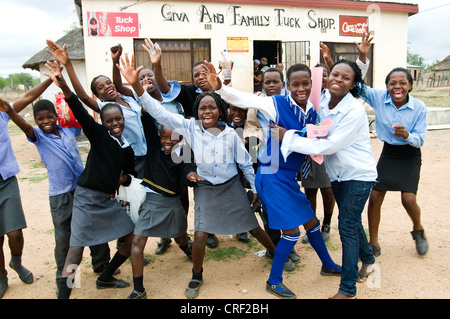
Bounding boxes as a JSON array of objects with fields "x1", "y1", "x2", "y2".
[
  {"x1": 140, "y1": 112, "x2": 196, "y2": 197},
  {"x1": 66, "y1": 93, "x2": 136, "y2": 195}
]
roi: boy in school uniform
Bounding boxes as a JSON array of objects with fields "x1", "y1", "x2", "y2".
[
  {"x1": 0, "y1": 78, "x2": 54, "y2": 298},
  {"x1": 0, "y1": 98, "x2": 111, "y2": 281}
]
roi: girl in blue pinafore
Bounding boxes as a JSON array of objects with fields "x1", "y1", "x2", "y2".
[{"x1": 204, "y1": 62, "x2": 341, "y2": 299}]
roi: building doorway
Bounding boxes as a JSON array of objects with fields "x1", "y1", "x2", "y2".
[
  {"x1": 253, "y1": 40, "x2": 311, "y2": 72},
  {"x1": 253, "y1": 40, "x2": 282, "y2": 69}
]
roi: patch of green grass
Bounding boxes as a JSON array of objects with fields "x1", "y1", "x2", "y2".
[
  {"x1": 205, "y1": 246, "x2": 248, "y2": 261},
  {"x1": 245, "y1": 239, "x2": 262, "y2": 251},
  {"x1": 31, "y1": 161, "x2": 45, "y2": 169},
  {"x1": 144, "y1": 254, "x2": 156, "y2": 264},
  {"x1": 413, "y1": 87, "x2": 450, "y2": 108},
  {"x1": 19, "y1": 174, "x2": 48, "y2": 183},
  {"x1": 27, "y1": 174, "x2": 48, "y2": 183},
  {"x1": 325, "y1": 240, "x2": 341, "y2": 251}
]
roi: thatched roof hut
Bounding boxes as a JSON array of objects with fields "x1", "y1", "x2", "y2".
[
  {"x1": 430, "y1": 55, "x2": 450, "y2": 87},
  {"x1": 22, "y1": 28, "x2": 84, "y2": 71},
  {"x1": 21, "y1": 28, "x2": 88, "y2": 102},
  {"x1": 431, "y1": 55, "x2": 450, "y2": 72}
]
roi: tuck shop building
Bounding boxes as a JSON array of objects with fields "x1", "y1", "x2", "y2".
[{"x1": 75, "y1": 0, "x2": 418, "y2": 93}]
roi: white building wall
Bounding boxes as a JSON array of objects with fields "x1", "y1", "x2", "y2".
[{"x1": 81, "y1": 0, "x2": 410, "y2": 93}]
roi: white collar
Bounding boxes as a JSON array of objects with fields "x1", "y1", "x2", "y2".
[
  {"x1": 108, "y1": 132, "x2": 130, "y2": 148},
  {"x1": 288, "y1": 95, "x2": 315, "y2": 114}
]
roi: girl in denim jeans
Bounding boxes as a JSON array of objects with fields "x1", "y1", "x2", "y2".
[{"x1": 274, "y1": 60, "x2": 378, "y2": 299}]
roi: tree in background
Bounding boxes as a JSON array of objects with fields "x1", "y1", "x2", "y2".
[
  {"x1": 0, "y1": 73, "x2": 40, "y2": 90},
  {"x1": 407, "y1": 45, "x2": 441, "y2": 72}
]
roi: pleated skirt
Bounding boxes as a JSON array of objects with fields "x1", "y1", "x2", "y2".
[
  {"x1": 300, "y1": 159, "x2": 331, "y2": 189},
  {"x1": 193, "y1": 175, "x2": 259, "y2": 234},
  {"x1": 0, "y1": 176, "x2": 27, "y2": 236},
  {"x1": 256, "y1": 166, "x2": 315, "y2": 230},
  {"x1": 134, "y1": 192, "x2": 187, "y2": 238},
  {"x1": 70, "y1": 186, "x2": 135, "y2": 247}
]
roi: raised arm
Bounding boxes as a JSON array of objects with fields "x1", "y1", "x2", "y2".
[
  {"x1": 117, "y1": 53, "x2": 187, "y2": 131},
  {"x1": 354, "y1": 32, "x2": 373, "y2": 64},
  {"x1": 111, "y1": 44, "x2": 134, "y2": 97},
  {"x1": 43, "y1": 60, "x2": 96, "y2": 137},
  {"x1": 320, "y1": 34, "x2": 372, "y2": 80},
  {"x1": 46, "y1": 40, "x2": 100, "y2": 112},
  {"x1": 12, "y1": 77, "x2": 53, "y2": 113},
  {"x1": 43, "y1": 61, "x2": 72, "y2": 99},
  {"x1": 0, "y1": 98, "x2": 36, "y2": 141},
  {"x1": 320, "y1": 42, "x2": 334, "y2": 70},
  {"x1": 142, "y1": 38, "x2": 172, "y2": 93},
  {"x1": 142, "y1": 39, "x2": 171, "y2": 93},
  {"x1": 201, "y1": 61, "x2": 277, "y2": 122}
]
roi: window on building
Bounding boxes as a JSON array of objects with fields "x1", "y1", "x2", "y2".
[
  {"x1": 320, "y1": 42, "x2": 373, "y2": 86},
  {"x1": 133, "y1": 39, "x2": 211, "y2": 83},
  {"x1": 282, "y1": 41, "x2": 311, "y2": 70}
]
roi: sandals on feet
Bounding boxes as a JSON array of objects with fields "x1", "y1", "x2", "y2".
[{"x1": 358, "y1": 266, "x2": 375, "y2": 283}]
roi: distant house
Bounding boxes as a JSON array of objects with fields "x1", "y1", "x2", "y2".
[
  {"x1": 22, "y1": 28, "x2": 87, "y2": 102},
  {"x1": 407, "y1": 64, "x2": 424, "y2": 82},
  {"x1": 430, "y1": 55, "x2": 450, "y2": 87}
]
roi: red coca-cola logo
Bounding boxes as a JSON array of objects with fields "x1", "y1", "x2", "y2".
[
  {"x1": 339, "y1": 16, "x2": 368, "y2": 36},
  {"x1": 99, "y1": 13, "x2": 108, "y2": 35}
]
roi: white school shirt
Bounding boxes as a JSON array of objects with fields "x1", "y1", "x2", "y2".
[
  {"x1": 216, "y1": 85, "x2": 316, "y2": 160},
  {"x1": 137, "y1": 91, "x2": 257, "y2": 193},
  {"x1": 280, "y1": 92, "x2": 377, "y2": 182}
]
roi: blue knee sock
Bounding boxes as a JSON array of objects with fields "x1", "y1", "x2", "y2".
[
  {"x1": 306, "y1": 221, "x2": 339, "y2": 271},
  {"x1": 268, "y1": 232, "x2": 300, "y2": 286}
]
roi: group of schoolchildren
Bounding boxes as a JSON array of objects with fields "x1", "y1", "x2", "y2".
[{"x1": 0, "y1": 32, "x2": 428, "y2": 300}]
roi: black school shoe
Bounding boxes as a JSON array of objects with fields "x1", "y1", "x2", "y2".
[
  {"x1": 127, "y1": 289, "x2": 147, "y2": 299},
  {"x1": 411, "y1": 229, "x2": 429, "y2": 256},
  {"x1": 156, "y1": 238, "x2": 172, "y2": 254},
  {"x1": 96, "y1": 277, "x2": 130, "y2": 289},
  {"x1": 320, "y1": 265, "x2": 342, "y2": 276},
  {"x1": 237, "y1": 232, "x2": 251, "y2": 243},
  {"x1": 265, "y1": 281, "x2": 296, "y2": 299},
  {"x1": 206, "y1": 234, "x2": 219, "y2": 248}
]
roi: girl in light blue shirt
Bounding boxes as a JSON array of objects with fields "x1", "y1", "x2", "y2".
[
  {"x1": 357, "y1": 58, "x2": 428, "y2": 257},
  {"x1": 117, "y1": 54, "x2": 276, "y2": 299},
  {"x1": 46, "y1": 40, "x2": 147, "y2": 177},
  {"x1": 353, "y1": 31, "x2": 428, "y2": 257}
]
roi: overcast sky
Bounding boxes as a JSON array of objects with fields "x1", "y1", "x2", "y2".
[{"x1": 0, "y1": 0, "x2": 448, "y2": 78}]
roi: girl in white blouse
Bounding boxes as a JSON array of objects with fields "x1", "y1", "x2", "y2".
[
  {"x1": 117, "y1": 54, "x2": 275, "y2": 299},
  {"x1": 275, "y1": 60, "x2": 377, "y2": 299}
]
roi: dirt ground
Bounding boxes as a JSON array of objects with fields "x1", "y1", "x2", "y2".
[{"x1": 2, "y1": 118, "x2": 450, "y2": 300}]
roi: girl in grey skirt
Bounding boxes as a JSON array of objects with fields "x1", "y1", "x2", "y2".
[
  {"x1": 117, "y1": 55, "x2": 276, "y2": 300},
  {"x1": 127, "y1": 114, "x2": 198, "y2": 299},
  {"x1": 43, "y1": 61, "x2": 136, "y2": 299}
]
